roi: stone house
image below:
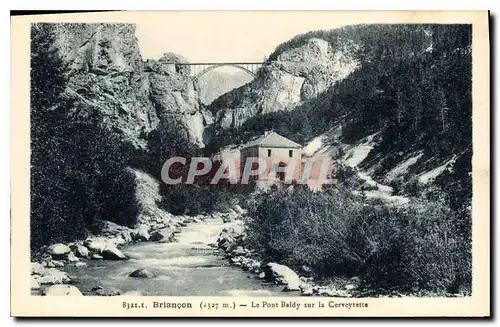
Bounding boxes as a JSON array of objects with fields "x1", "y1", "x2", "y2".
[{"x1": 239, "y1": 132, "x2": 303, "y2": 188}]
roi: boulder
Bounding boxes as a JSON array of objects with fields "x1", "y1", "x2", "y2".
[
  {"x1": 229, "y1": 257, "x2": 241, "y2": 265},
  {"x1": 48, "y1": 243, "x2": 71, "y2": 258},
  {"x1": 131, "y1": 227, "x2": 150, "y2": 242},
  {"x1": 47, "y1": 261, "x2": 55, "y2": 268},
  {"x1": 38, "y1": 268, "x2": 71, "y2": 285},
  {"x1": 31, "y1": 276, "x2": 40, "y2": 290},
  {"x1": 150, "y1": 228, "x2": 175, "y2": 242},
  {"x1": 264, "y1": 263, "x2": 302, "y2": 291},
  {"x1": 70, "y1": 244, "x2": 90, "y2": 259},
  {"x1": 113, "y1": 237, "x2": 126, "y2": 247},
  {"x1": 31, "y1": 262, "x2": 45, "y2": 275},
  {"x1": 84, "y1": 238, "x2": 108, "y2": 254},
  {"x1": 241, "y1": 258, "x2": 261, "y2": 273},
  {"x1": 101, "y1": 246, "x2": 128, "y2": 260},
  {"x1": 43, "y1": 285, "x2": 82, "y2": 296},
  {"x1": 183, "y1": 217, "x2": 195, "y2": 224},
  {"x1": 91, "y1": 254, "x2": 103, "y2": 260},
  {"x1": 360, "y1": 183, "x2": 379, "y2": 191},
  {"x1": 129, "y1": 268, "x2": 157, "y2": 278}
]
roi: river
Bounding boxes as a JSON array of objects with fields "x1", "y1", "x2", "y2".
[{"x1": 63, "y1": 217, "x2": 296, "y2": 296}]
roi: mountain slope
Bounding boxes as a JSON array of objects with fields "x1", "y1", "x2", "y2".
[{"x1": 206, "y1": 24, "x2": 472, "y2": 213}]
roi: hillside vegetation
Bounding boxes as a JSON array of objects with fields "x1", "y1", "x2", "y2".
[
  {"x1": 208, "y1": 24, "x2": 471, "y2": 215},
  {"x1": 208, "y1": 24, "x2": 472, "y2": 294}
]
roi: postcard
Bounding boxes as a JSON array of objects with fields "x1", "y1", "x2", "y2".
[{"x1": 11, "y1": 10, "x2": 490, "y2": 317}]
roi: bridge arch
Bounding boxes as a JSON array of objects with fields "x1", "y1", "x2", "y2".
[{"x1": 193, "y1": 63, "x2": 258, "y2": 82}]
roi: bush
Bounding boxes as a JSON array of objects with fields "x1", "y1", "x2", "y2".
[
  {"x1": 246, "y1": 187, "x2": 471, "y2": 294},
  {"x1": 31, "y1": 112, "x2": 140, "y2": 249}
]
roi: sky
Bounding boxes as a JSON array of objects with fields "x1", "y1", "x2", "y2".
[{"x1": 134, "y1": 12, "x2": 348, "y2": 63}]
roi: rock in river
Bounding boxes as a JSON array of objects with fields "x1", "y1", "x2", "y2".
[
  {"x1": 129, "y1": 268, "x2": 157, "y2": 278},
  {"x1": 150, "y1": 228, "x2": 175, "y2": 242},
  {"x1": 101, "y1": 246, "x2": 128, "y2": 260},
  {"x1": 132, "y1": 227, "x2": 150, "y2": 242},
  {"x1": 84, "y1": 237, "x2": 108, "y2": 254},
  {"x1": 70, "y1": 244, "x2": 90, "y2": 259}
]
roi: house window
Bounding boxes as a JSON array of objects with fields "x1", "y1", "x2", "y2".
[
  {"x1": 289, "y1": 150, "x2": 293, "y2": 157},
  {"x1": 267, "y1": 149, "x2": 272, "y2": 157}
]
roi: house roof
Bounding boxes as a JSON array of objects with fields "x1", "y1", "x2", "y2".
[{"x1": 242, "y1": 132, "x2": 302, "y2": 149}]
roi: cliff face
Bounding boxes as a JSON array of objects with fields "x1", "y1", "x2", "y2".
[
  {"x1": 145, "y1": 53, "x2": 205, "y2": 147},
  {"x1": 207, "y1": 38, "x2": 359, "y2": 130},
  {"x1": 51, "y1": 23, "x2": 204, "y2": 148}
]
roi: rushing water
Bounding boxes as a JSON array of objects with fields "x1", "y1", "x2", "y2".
[{"x1": 63, "y1": 218, "x2": 295, "y2": 296}]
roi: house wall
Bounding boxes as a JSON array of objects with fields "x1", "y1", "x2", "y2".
[
  {"x1": 238, "y1": 146, "x2": 336, "y2": 189},
  {"x1": 256, "y1": 146, "x2": 302, "y2": 183}
]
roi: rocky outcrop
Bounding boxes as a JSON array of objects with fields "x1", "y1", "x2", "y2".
[
  {"x1": 207, "y1": 38, "x2": 359, "y2": 132},
  {"x1": 50, "y1": 23, "x2": 159, "y2": 149},
  {"x1": 145, "y1": 53, "x2": 205, "y2": 146},
  {"x1": 46, "y1": 23, "x2": 205, "y2": 148}
]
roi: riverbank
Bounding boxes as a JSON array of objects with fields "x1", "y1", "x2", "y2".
[
  {"x1": 32, "y1": 211, "x2": 295, "y2": 296},
  {"x1": 217, "y1": 217, "x2": 470, "y2": 298},
  {"x1": 31, "y1": 210, "x2": 241, "y2": 296},
  {"x1": 215, "y1": 223, "x2": 356, "y2": 297}
]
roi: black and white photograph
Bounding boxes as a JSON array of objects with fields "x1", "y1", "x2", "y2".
[{"x1": 10, "y1": 10, "x2": 490, "y2": 317}]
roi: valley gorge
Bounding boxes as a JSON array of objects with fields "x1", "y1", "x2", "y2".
[{"x1": 30, "y1": 22, "x2": 473, "y2": 297}]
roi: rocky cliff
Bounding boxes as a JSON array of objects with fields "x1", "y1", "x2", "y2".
[
  {"x1": 207, "y1": 38, "x2": 359, "y2": 130},
  {"x1": 50, "y1": 23, "x2": 204, "y2": 148},
  {"x1": 205, "y1": 25, "x2": 471, "y2": 208}
]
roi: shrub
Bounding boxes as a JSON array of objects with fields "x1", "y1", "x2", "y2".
[
  {"x1": 246, "y1": 187, "x2": 471, "y2": 294},
  {"x1": 31, "y1": 112, "x2": 140, "y2": 249}
]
